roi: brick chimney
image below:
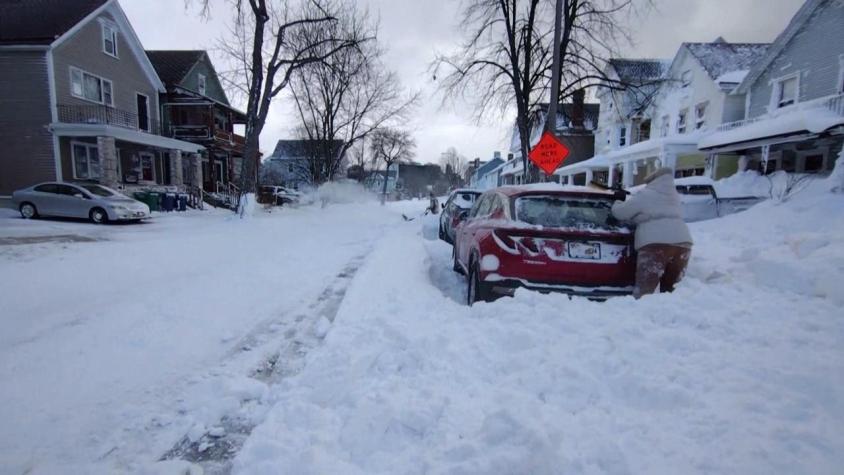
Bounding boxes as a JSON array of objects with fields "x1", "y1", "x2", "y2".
[{"x1": 571, "y1": 89, "x2": 585, "y2": 130}]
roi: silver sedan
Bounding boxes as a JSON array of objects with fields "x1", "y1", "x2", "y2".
[{"x1": 12, "y1": 182, "x2": 151, "y2": 224}]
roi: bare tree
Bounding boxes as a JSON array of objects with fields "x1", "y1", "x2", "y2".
[
  {"x1": 439, "y1": 147, "x2": 468, "y2": 188},
  {"x1": 369, "y1": 128, "x2": 416, "y2": 203},
  {"x1": 196, "y1": 0, "x2": 366, "y2": 215},
  {"x1": 434, "y1": 0, "x2": 649, "y2": 183},
  {"x1": 289, "y1": 2, "x2": 418, "y2": 185}
]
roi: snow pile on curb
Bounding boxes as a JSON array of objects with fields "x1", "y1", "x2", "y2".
[{"x1": 232, "y1": 183, "x2": 844, "y2": 474}]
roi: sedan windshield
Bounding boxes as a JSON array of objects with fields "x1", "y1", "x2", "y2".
[
  {"x1": 79, "y1": 184, "x2": 117, "y2": 197},
  {"x1": 514, "y1": 195, "x2": 619, "y2": 230}
]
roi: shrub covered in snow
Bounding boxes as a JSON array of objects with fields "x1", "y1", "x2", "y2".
[{"x1": 829, "y1": 149, "x2": 844, "y2": 194}]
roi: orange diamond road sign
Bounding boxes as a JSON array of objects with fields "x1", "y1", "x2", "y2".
[{"x1": 529, "y1": 131, "x2": 570, "y2": 175}]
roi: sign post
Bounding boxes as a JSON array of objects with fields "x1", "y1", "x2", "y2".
[{"x1": 529, "y1": 131, "x2": 570, "y2": 176}]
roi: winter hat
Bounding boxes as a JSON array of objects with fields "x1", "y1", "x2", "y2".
[{"x1": 644, "y1": 167, "x2": 674, "y2": 184}]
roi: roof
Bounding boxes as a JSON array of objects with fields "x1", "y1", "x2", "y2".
[
  {"x1": 608, "y1": 59, "x2": 671, "y2": 82},
  {"x1": 736, "y1": 0, "x2": 825, "y2": 94},
  {"x1": 475, "y1": 157, "x2": 505, "y2": 178},
  {"x1": 146, "y1": 50, "x2": 205, "y2": 86},
  {"x1": 0, "y1": 0, "x2": 108, "y2": 45},
  {"x1": 683, "y1": 42, "x2": 769, "y2": 81},
  {"x1": 270, "y1": 139, "x2": 345, "y2": 159}
]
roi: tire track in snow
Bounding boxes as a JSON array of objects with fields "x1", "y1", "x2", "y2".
[{"x1": 160, "y1": 249, "x2": 373, "y2": 474}]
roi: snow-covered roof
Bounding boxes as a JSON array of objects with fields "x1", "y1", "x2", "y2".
[
  {"x1": 608, "y1": 59, "x2": 672, "y2": 82},
  {"x1": 716, "y1": 70, "x2": 749, "y2": 87},
  {"x1": 735, "y1": 0, "x2": 825, "y2": 94},
  {"x1": 555, "y1": 134, "x2": 702, "y2": 175},
  {"x1": 683, "y1": 42, "x2": 769, "y2": 82}
]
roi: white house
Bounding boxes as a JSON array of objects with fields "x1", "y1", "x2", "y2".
[{"x1": 558, "y1": 40, "x2": 769, "y2": 187}]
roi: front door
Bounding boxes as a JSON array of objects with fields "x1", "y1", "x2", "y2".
[{"x1": 136, "y1": 93, "x2": 150, "y2": 132}]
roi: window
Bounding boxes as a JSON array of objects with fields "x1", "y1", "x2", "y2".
[
  {"x1": 677, "y1": 109, "x2": 688, "y2": 134},
  {"x1": 133, "y1": 152, "x2": 155, "y2": 182},
  {"x1": 660, "y1": 115, "x2": 670, "y2": 137},
  {"x1": 287, "y1": 163, "x2": 294, "y2": 173},
  {"x1": 34, "y1": 184, "x2": 59, "y2": 193},
  {"x1": 639, "y1": 119, "x2": 651, "y2": 142},
  {"x1": 618, "y1": 126, "x2": 627, "y2": 147},
  {"x1": 694, "y1": 102, "x2": 708, "y2": 130},
  {"x1": 804, "y1": 154, "x2": 824, "y2": 173},
  {"x1": 101, "y1": 23, "x2": 118, "y2": 58},
  {"x1": 681, "y1": 70, "x2": 692, "y2": 88},
  {"x1": 198, "y1": 74, "x2": 207, "y2": 95},
  {"x1": 774, "y1": 75, "x2": 798, "y2": 108},
  {"x1": 136, "y1": 93, "x2": 150, "y2": 131},
  {"x1": 70, "y1": 67, "x2": 113, "y2": 105},
  {"x1": 71, "y1": 142, "x2": 101, "y2": 179}
]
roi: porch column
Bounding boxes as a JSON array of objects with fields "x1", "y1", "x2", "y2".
[
  {"x1": 168, "y1": 149, "x2": 184, "y2": 187},
  {"x1": 190, "y1": 153, "x2": 203, "y2": 188},
  {"x1": 97, "y1": 136, "x2": 119, "y2": 188},
  {"x1": 585, "y1": 168, "x2": 594, "y2": 184},
  {"x1": 662, "y1": 151, "x2": 677, "y2": 171},
  {"x1": 622, "y1": 161, "x2": 635, "y2": 188},
  {"x1": 607, "y1": 166, "x2": 616, "y2": 188}
]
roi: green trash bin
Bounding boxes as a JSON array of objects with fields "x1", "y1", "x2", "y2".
[
  {"x1": 133, "y1": 191, "x2": 149, "y2": 203},
  {"x1": 146, "y1": 192, "x2": 161, "y2": 212}
]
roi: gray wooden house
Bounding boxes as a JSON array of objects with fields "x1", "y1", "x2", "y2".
[
  {"x1": 700, "y1": 0, "x2": 844, "y2": 175},
  {"x1": 0, "y1": 0, "x2": 204, "y2": 196}
]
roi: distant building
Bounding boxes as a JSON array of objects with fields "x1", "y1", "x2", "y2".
[
  {"x1": 470, "y1": 152, "x2": 505, "y2": 190},
  {"x1": 507, "y1": 90, "x2": 600, "y2": 184},
  {"x1": 262, "y1": 139, "x2": 344, "y2": 190}
]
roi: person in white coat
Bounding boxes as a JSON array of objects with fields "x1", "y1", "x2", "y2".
[{"x1": 611, "y1": 167, "x2": 693, "y2": 298}]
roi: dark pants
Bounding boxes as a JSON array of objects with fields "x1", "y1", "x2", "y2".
[{"x1": 634, "y1": 244, "x2": 691, "y2": 299}]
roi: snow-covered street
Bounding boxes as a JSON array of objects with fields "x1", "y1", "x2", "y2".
[{"x1": 1, "y1": 182, "x2": 843, "y2": 474}]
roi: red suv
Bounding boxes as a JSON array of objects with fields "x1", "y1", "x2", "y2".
[{"x1": 453, "y1": 186, "x2": 636, "y2": 304}]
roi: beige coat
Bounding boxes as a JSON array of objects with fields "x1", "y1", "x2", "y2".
[{"x1": 611, "y1": 169, "x2": 693, "y2": 250}]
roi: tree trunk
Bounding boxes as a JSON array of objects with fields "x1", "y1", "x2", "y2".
[{"x1": 381, "y1": 162, "x2": 390, "y2": 205}]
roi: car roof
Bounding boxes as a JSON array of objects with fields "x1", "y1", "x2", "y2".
[{"x1": 490, "y1": 184, "x2": 615, "y2": 199}]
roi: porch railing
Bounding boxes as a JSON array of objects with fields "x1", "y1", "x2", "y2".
[
  {"x1": 57, "y1": 104, "x2": 161, "y2": 135},
  {"x1": 716, "y1": 92, "x2": 844, "y2": 133},
  {"x1": 214, "y1": 180, "x2": 240, "y2": 207}
]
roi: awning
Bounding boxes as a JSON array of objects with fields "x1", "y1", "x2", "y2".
[{"x1": 50, "y1": 123, "x2": 205, "y2": 154}]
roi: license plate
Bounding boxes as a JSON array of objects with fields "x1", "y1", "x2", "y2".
[{"x1": 567, "y1": 242, "x2": 601, "y2": 260}]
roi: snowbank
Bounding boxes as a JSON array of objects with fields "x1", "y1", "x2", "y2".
[
  {"x1": 676, "y1": 170, "x2": 774, "y2": 198},
  {"x1": 232, "y1": 182, "x2": 844, "y2": 474}
]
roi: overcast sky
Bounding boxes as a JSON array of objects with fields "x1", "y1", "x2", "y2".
[{"x1": 123, "y1": 0, "x2": 805, "y2": 164}]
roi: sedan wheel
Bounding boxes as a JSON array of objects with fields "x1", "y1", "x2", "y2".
[
  {"x1": 467, "y1": 262, "x2": 488, "y2": 306},
  {"x1": 452, "y1": 245, "x2": 464, "y2": 274},
  {"x1": 89, "y1": 207, "x2": 108, "y2": 224},
  {"x1": 19, "y1": 203, "x2": 38, "y2": 219}
]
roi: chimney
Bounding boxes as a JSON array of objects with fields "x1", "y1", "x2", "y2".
[
  {"x1": 493, "y1": 151, "x2": 501, "y2": 160},
  {"x1": 571, "y1": 89, "x2": 585, "y2": 130}
]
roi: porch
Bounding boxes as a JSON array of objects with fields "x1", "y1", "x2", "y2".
[
  {"x1": 555, "y1": 136, "x2": 704, "y2": 188},
  {"x1": 699, "y1": 93, "x2": 844, "y2": 177},
  {"x1": 51, "y1": 104, "x2": 206, "y2": 202}
]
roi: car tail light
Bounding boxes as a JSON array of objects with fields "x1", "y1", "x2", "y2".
[
  {"x1": 518, "y1": 237, "x2": 539, "y2": 253},
  {"x1": 492, "y1": 230, "x2": 519, "y2": 255}
]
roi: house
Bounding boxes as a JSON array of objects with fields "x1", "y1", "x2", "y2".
[
  {"x1": 506, "y1": 90, "x2": 600, "y2": 184},
  {"x1": 558, "y1": 39, "x2": 769, "y2": 187},
  {"x1": 262, "y1": 139, "x2": 344, "y2": 190},
  {"x1": 364, "y1": 164, "x2": 398, "y2": 196},
  {"x1": 699, "y1": 0, "x2": 844, "y2": 176},
  {"x1": 146, "y1": 50, "x2": 247, "y2": 194},
  {"x1": 397, "y1": 162, "x2": 445, "y2": 197},
  {"x1": 470, "y1": 152, "x2": 505, "y2": 190},
  {"x1": 0, "y1": 0, "x2": 204, "y2": 197}
]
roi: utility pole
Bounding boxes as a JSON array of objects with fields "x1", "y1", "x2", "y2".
[
  {"x1": 546, "y1": 0, "x2": 564, "y2": 135},
  {"x1": 531, "y1": 0, "x2": 563, "y2": 184}
]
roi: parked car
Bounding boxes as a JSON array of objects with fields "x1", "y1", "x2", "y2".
[
  {"x1": 675, "y1": 183, "x2": 765, "y2": 222},
  {"x1": 259, "y1": 185, "x2": 302, "y2": 206},
  {"x1": 439, "y1": 189, "x2": 482, "y2": 244},
  {"x1": 12, "y1": 182, "x2": 151, "y2": 224},
  {"x1": 453, "y1": 186, "x2": 636, "y2": 305}
]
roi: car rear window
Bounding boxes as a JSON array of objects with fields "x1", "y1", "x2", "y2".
[{"x1": 514, "y1": 195, "x2": 619, "y2": 230}]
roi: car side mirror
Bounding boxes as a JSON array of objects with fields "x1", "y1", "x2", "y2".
[{"x1": 457, "y1": 209, "x2": 470, "y2": 220}]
